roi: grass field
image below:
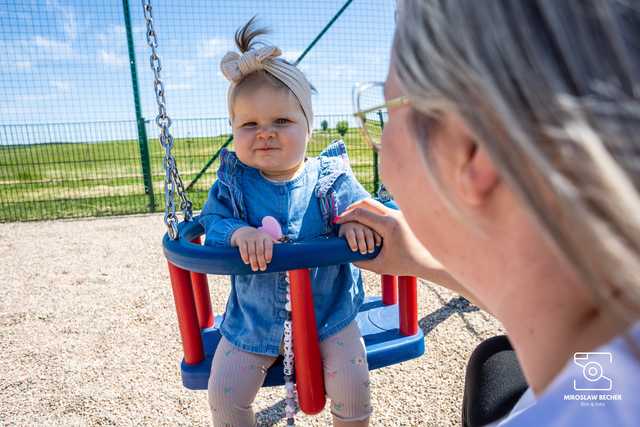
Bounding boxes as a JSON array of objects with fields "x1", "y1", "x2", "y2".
[{"x1": 0, "y1": 128, "x2": 377, "y2": 222}]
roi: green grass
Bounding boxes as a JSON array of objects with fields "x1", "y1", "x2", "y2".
[{"x1": 0, "y1": 129, "x2": 377, "y2": 222}]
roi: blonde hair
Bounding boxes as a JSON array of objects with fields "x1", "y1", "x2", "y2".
[{"x1": 393, "y1": 0, "x2": 640, "y2": 321}]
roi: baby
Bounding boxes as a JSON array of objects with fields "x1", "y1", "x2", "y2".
[{"x1": 199, "y1": 19, "x2": 379, "y2": 427}]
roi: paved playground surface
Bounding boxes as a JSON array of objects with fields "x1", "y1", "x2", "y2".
[{"x1": 1, "y1": 214, "x2": 504, "y2": 426}]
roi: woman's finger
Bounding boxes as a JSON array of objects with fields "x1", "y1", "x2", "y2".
[
  {"x1": 336, "y1": 205, "x2": 393, "y2": 237},
  {"x1": 340, "y1": 198, "x2": 388, "y2": 217}
]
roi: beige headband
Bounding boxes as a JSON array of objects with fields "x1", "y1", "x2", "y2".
[{"x1": 220, "y1": 45, "x2": 314, "y2": 134}]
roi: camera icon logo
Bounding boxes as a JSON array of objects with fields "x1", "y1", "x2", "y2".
[{"x1": 573, "y1": 352, "x2": 613, "y2": 391}]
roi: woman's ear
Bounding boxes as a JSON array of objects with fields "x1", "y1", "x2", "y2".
[{"x1": 457, "y1": 139, "x2": 500, "y2": 206}]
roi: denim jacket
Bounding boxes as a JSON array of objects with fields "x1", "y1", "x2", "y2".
[{"x1": 199, "y1": 140, "x2": 371, "y2": 356}]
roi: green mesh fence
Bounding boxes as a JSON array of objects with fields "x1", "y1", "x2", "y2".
[{"x1": 0, "y1": 0, "x2": 395, "y2": 222}]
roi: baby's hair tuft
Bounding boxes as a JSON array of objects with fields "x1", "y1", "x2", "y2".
[{"x1": 235, "y1": 16, "x2": 270, "y2": 53}]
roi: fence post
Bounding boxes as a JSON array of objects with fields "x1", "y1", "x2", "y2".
[
  {"x1": 122, "y1": 0, "x2": 156, "y2": 212},
  {"x1": 373, "y1": 151, "x2": 379, "y2": 194},
  {"x1": 373, "y1": 110, "x2": 386, "y2": 192}
]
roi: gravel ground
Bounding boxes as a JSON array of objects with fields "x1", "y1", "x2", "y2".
[{"x1": 0, "y1": 213, "x2": 504, "y2": 426}]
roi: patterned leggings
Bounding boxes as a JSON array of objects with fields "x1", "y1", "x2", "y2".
[{"x1": 208, "y1": 320, "x2": 372, "y2": 426}]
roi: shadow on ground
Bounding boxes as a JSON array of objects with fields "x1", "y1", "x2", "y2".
[
  {"x1": 256, "y1": 399, "x2": 288, "y2": 426},
  {"x1": 419, "y1": 294, "x2": 480, "y2": 337}
]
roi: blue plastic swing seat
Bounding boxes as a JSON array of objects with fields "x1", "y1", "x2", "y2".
[
  {"x1": 180, "y1": 296, "x2": 425, "y2": 389},
  {"x1": 164, "y1": 207, "x2": 425, "y2": 390}
]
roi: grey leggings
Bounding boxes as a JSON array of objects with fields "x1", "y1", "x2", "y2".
[{"x1": 208, "y1": 321, "x2": 372, "y2": 426}]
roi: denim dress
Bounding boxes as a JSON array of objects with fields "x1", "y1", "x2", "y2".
[{"x1": 199, "y1": 140, "x2": 371, "y2": 356}]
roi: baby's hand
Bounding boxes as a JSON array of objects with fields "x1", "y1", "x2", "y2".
[
  {"x1": 338, "y1": 221, "x2": 382, "y2": 255},
  {"x1": 230, "y1": 227, "x2": 276, "y2": 272}
]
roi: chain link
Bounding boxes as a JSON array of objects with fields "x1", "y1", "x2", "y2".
[
  {"x1": 283, "y1": 275, "x2": 297, "y2": 426},
  {"x1": 141, "y1": 0, "x2": 192, "y2": 239}
]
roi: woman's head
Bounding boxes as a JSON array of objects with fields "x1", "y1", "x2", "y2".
[
  {"x1": 386, "y1": 1, "x2": 640, "y2": 320},
  {"x1": 220, "y1": 18, "x2": 314, "y2": 174}
]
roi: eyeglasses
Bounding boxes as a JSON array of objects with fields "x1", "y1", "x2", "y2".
[{"x1": 353, "y1": 82, "x2": 409, "y2": 152}]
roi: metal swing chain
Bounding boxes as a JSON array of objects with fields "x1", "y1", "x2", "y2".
[
  {"x1": 142, "y1": 0, "x2": 193, "y2": 240},
  {"x1": 283, "y1": 275, "x2": 297, "y2": 425}
]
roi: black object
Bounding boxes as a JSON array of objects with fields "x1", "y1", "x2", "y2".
[{"x1": 462, "y1": 335, "x2": 528, "y2": 426}]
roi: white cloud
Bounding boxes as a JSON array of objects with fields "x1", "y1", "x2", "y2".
[
  {"x1": 33, "y1": 36, "x2": 75, "y2": 60},
  {"x1": 334, "y1": 64, "x2": 357, "y2": 79},
  {"x1": 15, "y1": 61, "x2": 32, "y2": 70},
  {"x1": 166, "y1": 83, "x2": 193, "y2": 91},
  {"x1": 62, "y1": 9, "x2": 77, "y2": 41},
  {"x1": 46, "y1": 0, "x2": 78, "y2": 41},
  {"x1": 199, "y1": 38, "x2": 233, "y2": 59},
  {"x1": 50, "y1": 80, "x2": 71, "y2": 92},
  {"x1": 0, "y1": 40, "x2": 31, "y2": 65},
  {"x1": 96, "y1": 25, "x2": 125, "y2": 45},
  {"x1": 281, "y1": 50, "x2": 303, "y2": 63},
  {"x1": 99, "y1": 51, "x2": 128, "y2": 67},
  {"x1": 174, "y1": 59, "x2": 197, "y2": 79},
  {"x1": 357, "y1": 50, "x2": 389, "y2": 67},
  {"x1": 16, "y1": 93, "x2": 59, "y2": 102},
  {"x1": 310, "y1": 64, "x2": 357, "y2": 81}
]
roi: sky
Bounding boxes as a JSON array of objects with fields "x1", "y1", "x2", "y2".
[{"x1": 0, "y1": 0, "x2": 396, "y2": 143}]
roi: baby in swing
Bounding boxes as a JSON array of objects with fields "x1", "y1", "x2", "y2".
[{"x1": 199, "y1": 18, "x2": 379, "y2": 427}]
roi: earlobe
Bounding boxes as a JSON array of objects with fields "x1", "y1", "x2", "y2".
[{"x1": 458, "y1": 142, "x2": 500, "y2": 206}]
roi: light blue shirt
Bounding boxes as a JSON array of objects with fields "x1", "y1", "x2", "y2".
[
  {"x1": 198, "y1": 140, "x2": 371, "y2": 356},
  {"x1": 490, "y1": 321, "x2": 640, "y2": 426}
]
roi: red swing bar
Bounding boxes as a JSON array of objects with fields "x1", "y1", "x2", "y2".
[
  {"x1": 382, "y1": 274, "x2": 418, "y2": 335},
  {"x1": 381, "y1": 274, "x2": 398, "y2": 305},
  {"x1": 288, "y1": 269, "x2": 326, "y2": 414},
  {"x1": 189, "y1": 236, "x2": 214, "y2": 329},
  {"x1": 168, "y1": 261, "x2": 204, "y2": 365},
  {"x1": 399, "y1": 276, "x2": 418, "y2": 336}
]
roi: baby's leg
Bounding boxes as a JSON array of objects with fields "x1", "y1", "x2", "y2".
[
  {"x1": 208, "y1": 337, "x2": 277, "y2": 427},
  {"x1": 320, "y1": 321, "x2": 372, "y2": 427}
]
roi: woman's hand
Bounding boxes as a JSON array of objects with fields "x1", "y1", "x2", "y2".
[
  {"x1": 336, "y1": 199, "x2": 487, "y2": 307},
  {"x1": 230, "y1": 227, "x2": 277, "y2": 272},
  {"x1": 336, "y1": 199, "x2": 444, "y2": 277}
]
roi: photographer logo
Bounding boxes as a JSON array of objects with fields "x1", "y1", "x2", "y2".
[
  {"x1": 563, "y1": 352, "x2": 622, "y2": 406},
  {"x1": 573, "y1": 352, "x2": 612, "y2": 391}
]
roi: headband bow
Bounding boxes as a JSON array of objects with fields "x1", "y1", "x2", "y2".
[{"x1": 220, "y1": 46, "x2": 282, "y2": 83}]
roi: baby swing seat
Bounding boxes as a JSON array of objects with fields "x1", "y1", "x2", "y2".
[{"x1": 164, "y1": 216, "x2": 425, "y2": 390}]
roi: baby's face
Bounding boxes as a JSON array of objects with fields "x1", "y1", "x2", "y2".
[{"x1": 231, "y1": 85, "x2": 308, "y2": 174}]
